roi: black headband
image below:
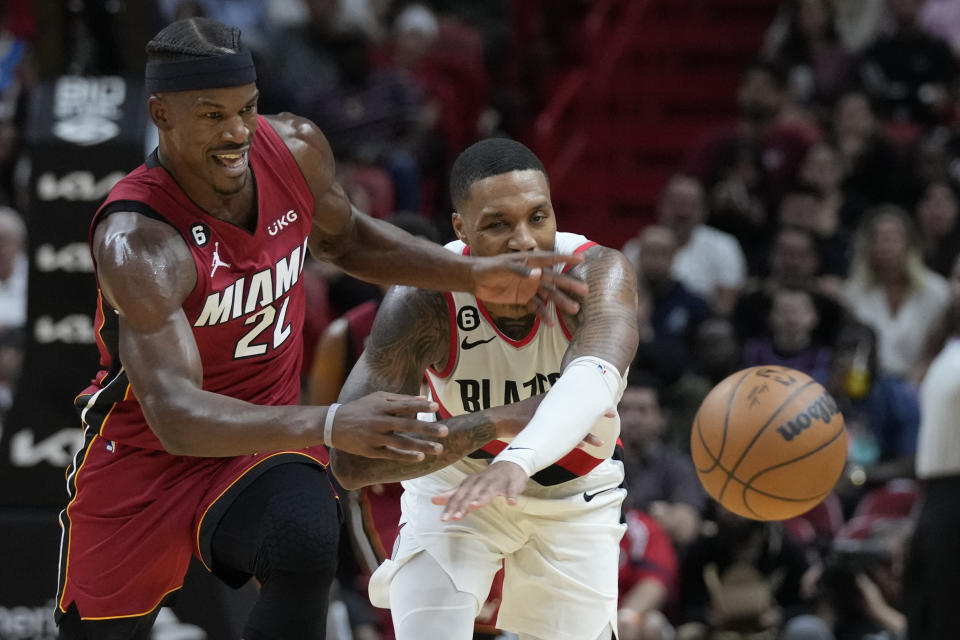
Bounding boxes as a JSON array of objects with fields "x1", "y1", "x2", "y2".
[{"x1": 145, "y1": 50, "x2": 256, "y2": 93}]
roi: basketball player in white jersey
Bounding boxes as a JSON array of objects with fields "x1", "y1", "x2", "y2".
[{"x1": 330, "y1": 138, "x2": 639, "y2": 640}]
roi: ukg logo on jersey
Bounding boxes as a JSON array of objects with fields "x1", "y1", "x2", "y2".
[
  {"x1": 51, "y1": 76, "x2": 125, "y2": 146},
  {"x1": 267, "y1": 209, "x2": 298, "y2": 236}
]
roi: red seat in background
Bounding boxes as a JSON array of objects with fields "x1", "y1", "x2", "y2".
[{"x1": 852, "y1": 479, "x2": 922, "y2": 520}]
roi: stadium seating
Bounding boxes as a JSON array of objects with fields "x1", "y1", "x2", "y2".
[{"x1": 532, "y1": 0, "x2": 779, "y2": 248}]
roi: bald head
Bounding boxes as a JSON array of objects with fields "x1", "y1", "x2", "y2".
[{"x1": 658, "y1": 175, "x2": 705, "y2": 244}]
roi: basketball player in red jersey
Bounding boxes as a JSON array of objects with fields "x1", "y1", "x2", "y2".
[
  {"x1": 55, "y1": 18, "x2": 587, "y2": 640},
  {"x1": 331, "y1": 138, "x2": 639, "y2": 640}
]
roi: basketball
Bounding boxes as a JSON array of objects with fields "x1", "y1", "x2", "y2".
[{"x1": 690, "y1": 366, "x2": 847, "y2": 521}]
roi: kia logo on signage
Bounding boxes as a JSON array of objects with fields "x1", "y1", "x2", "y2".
[
  {"x1": 35, "y1": 243, "x2": 94, "y2": 273},
  {"x1": 33, "y1": 314, "x2": 96, "y2": 344},
  {"x1": 52, "y1": 76, "x2": 126, "y2": 146},
  {"x1": 36, "y1": 170, "x2": 124, "y2": 202},
  {"x1": 0, "y1": 599, "x2": 60, "y2": 636},
  {"x1": 9, "y1": 428, "x2": 84, "y2": 468}
]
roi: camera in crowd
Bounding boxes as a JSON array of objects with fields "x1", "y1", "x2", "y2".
[
  {"x1": 825, "y1": 537, "x2": 893, "y2": 574},
  {"x1": 816, "y1": 535, "x2": 896, "y2": 620}
]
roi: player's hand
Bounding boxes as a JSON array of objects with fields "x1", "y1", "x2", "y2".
[
  {"x1": 432, "y1": 461, "x2": 528, "y2": 521},
  {"x1": 471, "y1": 252, "x2": 588, "y2": 318},
  {"x1": 331, "y1": 391, "x2": 448, "y2": 461}
]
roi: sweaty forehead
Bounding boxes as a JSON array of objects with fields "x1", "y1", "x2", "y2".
[{"x1": 463, "y1": 170, "x2": 549, "y2": 213}]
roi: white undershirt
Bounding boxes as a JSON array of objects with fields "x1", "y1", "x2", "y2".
[{"x1": 843, "y1": 270, "x2": 950, "y2": 378}]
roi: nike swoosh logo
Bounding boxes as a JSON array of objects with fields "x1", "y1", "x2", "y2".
[
  {"x1": 461, "y1": 335, "x2": 497, "y2": 350},
  {"x1": 583, "y1": 487, "x2": 618, "y2": 502}
]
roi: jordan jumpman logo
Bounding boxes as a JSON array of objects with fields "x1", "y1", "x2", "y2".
[{"x1": 210, "y1": 242, "x2": 231, "y2": 277}]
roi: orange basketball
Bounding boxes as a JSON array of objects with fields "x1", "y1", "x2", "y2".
[{"x1": 690, "y1": 366, "x2": 847, "y2": 521}]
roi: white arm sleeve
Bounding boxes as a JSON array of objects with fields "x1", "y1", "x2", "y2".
[{"x1": 492, "y1": 356, "x2": 624, "y2": 476}]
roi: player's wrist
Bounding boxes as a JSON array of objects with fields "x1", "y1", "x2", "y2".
[
  {"x1": 323, "y1": 403, "x2": 341, "y2": 447},
  {"x1": 493, "y1": 415, "x2": 521, "y2": 439},
  {"x1": 461, "y1": 254, "x2": 481, "y2": 294},
  {"x1": 491, "y1": 452, "x2": 534, "y2": 478},
  {"x1": 491, "y1": 398, "x2": 538, "y2": 438}
]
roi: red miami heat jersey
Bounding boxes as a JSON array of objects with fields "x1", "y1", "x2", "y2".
[
  {"x1": 76, "y1": 116, "x2": 313, "y2": 450},
  {"x1": 410, "y1": 232, "x2": 625, "y2": 495}
]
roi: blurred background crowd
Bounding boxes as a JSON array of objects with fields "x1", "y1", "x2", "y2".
[{"x1": 3, "y1": 0, "x2": 960, "y2": 639}]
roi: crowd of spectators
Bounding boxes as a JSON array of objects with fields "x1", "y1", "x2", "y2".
[
  {"x1": 615, "y1": 0, "x2": 960, "y2": 638},
  {"x1": 0, "y1": 0, "x2": 30, "y2": 421},
  {"x1": 299, "y1": 2, "x2": 952, "y2": 637},
  {"x1": 3, "y1": 0, "x2": 960, "y2": 639}
]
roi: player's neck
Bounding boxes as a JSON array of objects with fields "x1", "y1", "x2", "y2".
[
  {"x1": 201, "y1": 185, "x2": 257, "y2": 230},
  {"x1": 157, "y1": 147, "x2": 258, "y2": 231},
  {"x1": 485, "y1": 307, "x2": 536, "y2": 340}
]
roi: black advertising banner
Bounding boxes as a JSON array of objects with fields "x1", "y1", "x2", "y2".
[
  {"x1": 0, "y1": 76, "x2": 145, "y2": 508},
  {"x1": 0, "y1": 511, "x2": 255, "y2": 639},
  {"x1": 0, "y1": 75, "x2": 256, "y2": 639},
  {"x1": 0, "y1": 509, "x2": 62, "y2": 637}
]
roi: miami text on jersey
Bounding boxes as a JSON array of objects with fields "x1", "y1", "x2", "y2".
[{"x1": 194, "y1": 238, "x2": 308, "y2": 327}]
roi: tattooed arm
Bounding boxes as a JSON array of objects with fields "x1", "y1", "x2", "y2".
[
  {"x1": 435, "y1": 245, "x2": 639, "y2": 519},
  {"x1": 330, "y1": 285, "x2": 541, "y2": 489},
  {"x1": 559, "y1": 244, "x2": 640, "y2": 371}
]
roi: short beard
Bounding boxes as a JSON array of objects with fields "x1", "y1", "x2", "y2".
[
  {"x1": 212, "y1": 172, "x2": 248, "y2": 196},
  {"x1": 494, "y1": 313, "x2": 537, "y2": 340}
]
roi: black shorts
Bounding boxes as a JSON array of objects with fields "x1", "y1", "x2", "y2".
[{"x1": 58, "y1": 458, "x2": 339, "y2": 640}]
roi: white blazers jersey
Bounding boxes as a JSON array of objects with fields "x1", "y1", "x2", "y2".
[{"x1": 406, "y1": 232, "x2": 624, "y2": 498}]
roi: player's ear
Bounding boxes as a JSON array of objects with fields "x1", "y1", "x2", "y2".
[
  {"x1": 451, "y1": 211, "x2": 468, "y2": 244},
  {"x1": 148, "y1": 95, "x2": 172, "y2": 131}
]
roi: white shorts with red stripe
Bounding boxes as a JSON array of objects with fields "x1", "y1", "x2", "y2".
[{"x1": 368, "y1": 458, "x2": 625, "y2": 640}]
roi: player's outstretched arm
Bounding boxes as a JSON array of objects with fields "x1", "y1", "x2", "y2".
[
  {"x1": 270, "y1": 113, "x2": 587, "y2": 314},
  {"x1": 557, "y1": 244, "x2": 640, "y2": 371},
  {"x1": 94, "y1": 212, "x2": 446, "y2": 460},
  {"x1": 435, "y1": 245, "x2": 639, "y2": 520},
  {"x1": 330, "y1": 285, "x2": 542, "y2": 489}
]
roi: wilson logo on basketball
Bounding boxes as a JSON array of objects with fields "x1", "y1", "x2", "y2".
[
  {"x1": 692, "y1": 366, "x2": 847, "y2": 521},
  {"x1": 775, "y1": 393, "x2": 841, "y2": 442}
]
